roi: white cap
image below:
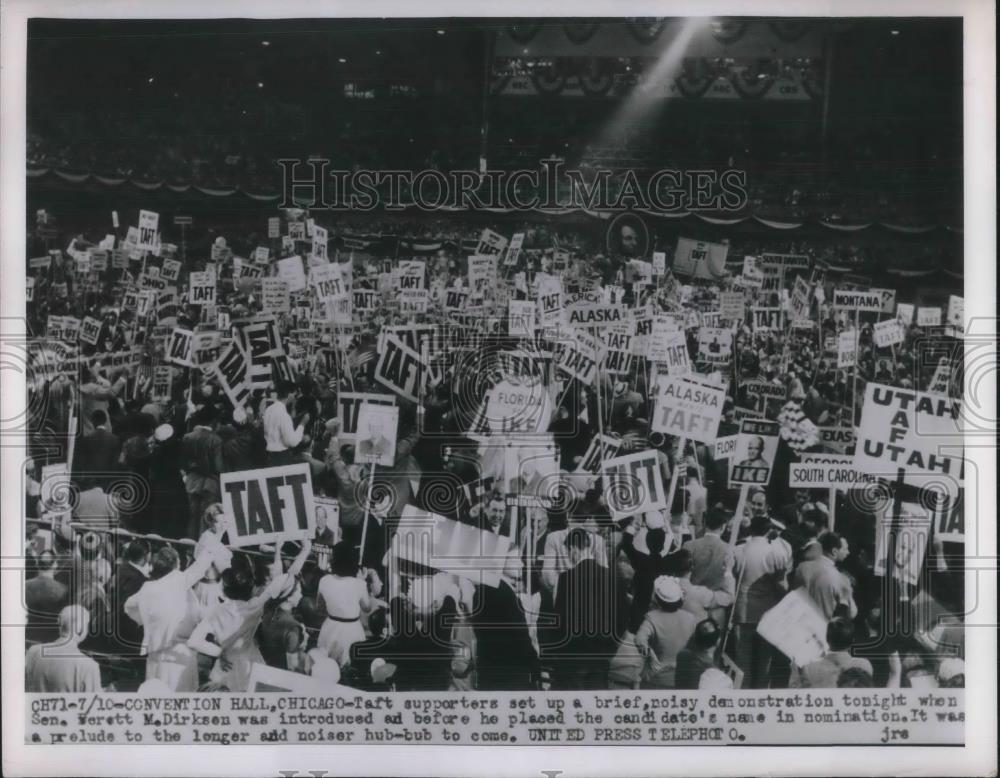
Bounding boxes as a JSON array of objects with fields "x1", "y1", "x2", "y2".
[
  {"x1": 153, "y1": 423, "x2": 174, "y2": 442},
  {"x1": 652, "y1": 575, "x2": 684, "y2": 605}
]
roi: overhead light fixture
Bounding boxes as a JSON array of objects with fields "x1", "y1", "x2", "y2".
[
  {"x1": 147, "y1": 77, "x2": 154, "y2": 83},
  {"x1": 436, "y1": 29, "x2": 445, "y2": 35},
  {"x1": 891, "y1": 29, "x2": 900, "y2": 35},
  {"x1": 338, "y1": 57, "x2": 347, "y2": 63},
  {"x1": 257, "y1": 82, "x2": 264, "y2": 88},
  {"x1": 261, "y1": 40, "x2": 271, "y2": 46}
]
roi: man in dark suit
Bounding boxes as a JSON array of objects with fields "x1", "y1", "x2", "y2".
[
  {"x1": 548, "y1": 527, "x2": 628, "y2": 690},
  {"x1": 74, "y1": 410, "x2": 121, "y2": 489},
  {"x1": 108, "y1": 540, "x2": 150, "y2": 656},
  {"x1": 25, "y1": 551, "x2": 70, "y2": 644},
  {"x1": 181, "y1": 405, "x2": 224, "y2": 539}
]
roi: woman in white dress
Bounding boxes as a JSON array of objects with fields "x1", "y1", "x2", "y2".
[
  {"x1": 316, "y1": 541, "x2": 385, "y2": 668},
  {"x1": 187, "y1": 540, "x2": 311, "y2": 692}
]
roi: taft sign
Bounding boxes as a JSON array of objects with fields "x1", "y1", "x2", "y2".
[
  {"x1": 651, "y1": 375, "x2": 726, "y2": 443},
  {"x1": 602, "y1": 450, "x2": 667, "y2": 521},
  {"x1": 221, "y1": 463, "x2": 315, "y2": 547},
  {"x1": 853, "y1": 383, "x2": 964, "y2": 495}
]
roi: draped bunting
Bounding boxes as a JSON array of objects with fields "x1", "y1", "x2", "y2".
[{"x1": 27, "y1": 167, "x2": 960, "y2": 234}]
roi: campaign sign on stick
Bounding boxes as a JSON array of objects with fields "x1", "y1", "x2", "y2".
[
  {"x1": 261, "y1": 278, "x2": 290, "y2": 314},
  {"x1": 916, "y1": 306, "x2": 942, "y2": 327},
  {"x1": 719, "y1": 291, "x2": 745, "y2": 322},
  {"x1": 873, "y1": 500, "x2": 932, "y2": 587},
  {"x1": 310, "y1": 262, "x2": 345, "y2": 303},
  {"x1": 651, "y1": 375, "x2": 727, "y2": 444},
  {"x1": 189, "y1": 271, "x2": 216, "y2": 305},
  {"x1": 697, "y1": 327, "x2": 733, "y2": 366},
  {"x1": 537, "y1": 275, "x2": 563, "y2": 332},
  {"x1": 221, "y1": 463, "x2": 315, "y2": 547},
  {"x1": 374, "y1": 334, "x2": 424, "y2": 403},
  {"x1": 853, "y1": 383, "x2": 964, "y2": 495},
  {"x1": 276, "y1": 255, "x2": 307, "y2": 292},
  {"x1": 873, "y1": 318, "x2": 905, "y2": 349},
  {"x1": 789, "y1": 453, "x2": 875, "y2": 488},
  {"x1": 756, "y1": 589, "x2": 829, "y2": 667},
  {"x1": 79, "y1": 316, "x2": 102, "y2": 346},
  {"x1": 729, "y1": 419, "x2": 780, "y2": 486},
  {"x1": 235, "y1": 316, "x2": 283, "y2": 389},
  {"x1": 602, "y1": 450, "x2": 668, "y2": 521},
  {"x1": 833, "y1": 289, "x2": 882, "y2": 312},
  {"x1": 873, "y1": 288, "x2": 897, "y2": 314},
  {"x1": 475, "y1": 228, "x2": 509, "y2": 257},
  {"x1": 552, "y1": 328, "x2": 600, "y2": 385},
  {"x1": 338, "y1": 392, "x2": 397, "y2": 443},
  {"x1": 137, "y1": 209, "x2": 159, "y2": 250},
  {"x1": 819, "y1": 426, "x2": 856, "y2": 454},
  {"x1": 575, "y1": 434, "x2": 624, "y2": 474},
  {"x1": 647, "y1": 322, "x2": 688, "y2": 372},
  {"x1": 160, "y1": 258, "x2": 182, "y2": 282},
  {"x1": 508, "y1": 299, "x2": 536, "y2": 337},
  {"x1": 503, "y1": 232, "x2": 525, "y2": 267},
  {"x1": 837, "y1": 329, "x2": 857, "y2": 368},
  {"x1": 166, "y1": 327, "x2": 194, "y2": 366},
  {"x1": 214, "y1": 343, "x2": 252, "y2": 410},
  {"x1": 703, "y1": 440, "x2": 738, "y2": 474},
  {"x1": 602, "y1": 328, "x2": 634, "y2": 375},
  {"x1": 486, "y1": 377, "x2": 551, "y2": 436},
  {"x1": 355, "y1": 403, "x2": 400, "y2": 467},
  {"x1": 312, "y1": 224, "x2": 328, "y2": 261},
  {"x1": 896, "y1": 302, "x2": 915, "y2": 325},
  {"x1": 946, "y1": 295, "x2": 964, "y2": 335}
]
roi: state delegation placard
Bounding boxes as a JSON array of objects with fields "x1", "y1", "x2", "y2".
[
  {"x1": 651, "y1": 375, "x2": 726, "y2": 443},
  {"x1": 853, "y1": 383, "x2": 964, "y2": 495}
]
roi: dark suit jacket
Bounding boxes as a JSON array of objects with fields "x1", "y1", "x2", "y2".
[
  {"x1": 75, "y1": 427, "x2": 121, "y2": 482},
  {"x1": 551, "y1": 558, "x2": 628, "y2": 659},
  {"x1": 181, "y1": 427, "x2": 223, "y2": 491},
  {"x1": 25, "y1": 576, "x2": 69, "y2": 644},
  {"x1": 109, "y1": 562, "x2": 147, "y2": 651}
]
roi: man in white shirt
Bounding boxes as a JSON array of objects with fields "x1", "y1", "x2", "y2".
[
  {"x1": 124, "y1": 542, "x2": 222, "y2": 691},
  {"x1": 263, "y1": 381, "x2": 310, "y2": 467},
  {"x1": 733, "y1": 513, "x2": 792, "y2": 688}
]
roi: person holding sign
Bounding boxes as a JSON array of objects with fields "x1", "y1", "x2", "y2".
[
  {"x1": 733, "y1": 512, "x2": 793, "y2": 688},
  {"x1": 791, "y1": 532, "x2": 857, "y2": 621},
  {"x1": 187, "y1": 540, "x2": 311, "y2": 691},
  {"x1": 263, "y1": 381, "x2": 310, "y2": 467}
]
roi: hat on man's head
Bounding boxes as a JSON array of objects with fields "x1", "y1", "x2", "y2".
[
  {"x1": 153, "y1": 423, "x2": 174, "y2": 442},
  {"x1": 652, "y1": 575, "x2": 684, "y2": 606}
]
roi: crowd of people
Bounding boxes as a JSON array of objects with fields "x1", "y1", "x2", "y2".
[{"x1": 23, "y1": 207, "x2": 965, "y2": 697}]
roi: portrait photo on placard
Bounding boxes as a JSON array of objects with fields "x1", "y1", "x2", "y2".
[{"x1": 355, "y1": 402, "x2": 399, "y2": 466}]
